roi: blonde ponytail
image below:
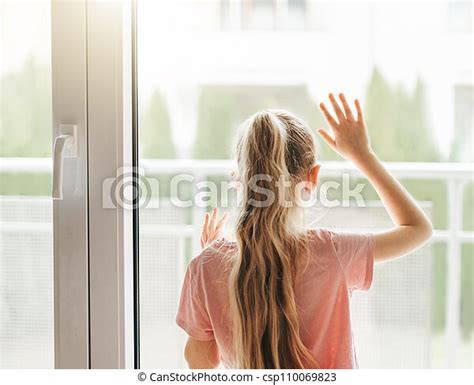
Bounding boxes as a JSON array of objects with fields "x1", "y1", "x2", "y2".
[{"x1": 229, "y1": 109, "x2": 319, "y2": 368}]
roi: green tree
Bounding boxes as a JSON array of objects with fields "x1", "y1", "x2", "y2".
[
  {"x1": 365, "y1": 68, "x2": 398, "y2": 160},
  {"x1": 193, "y1": 84, "x2": 326, "y2": 159},
  {"x1": 0, "y1": 57, "x2": 51, "y2": 195},
  {"x1": 0, "y1": 56, "x2": 52, "y2": 157},
  {"x1": 365, "y1": 68, "x2": 440, "y2": 162},
  {"x1": 140, "y1": 90, "x2": 175, "y2": 158}
]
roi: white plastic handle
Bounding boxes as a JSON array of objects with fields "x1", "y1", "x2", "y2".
[{"x1": 52, "y1": 134, "x2": 74, "y2": 200}]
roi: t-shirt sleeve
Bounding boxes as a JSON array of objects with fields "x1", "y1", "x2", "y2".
[
  {"x1": 176, "y1": 258, "x2": 215, "y2": 341},
  {"x1": 329, "y1": 231, "x2": 375, "y2": 292}
]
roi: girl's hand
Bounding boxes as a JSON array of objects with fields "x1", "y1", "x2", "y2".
[
  {"x1": 318, "y1": 93, "x2": 432, "y2": 262},
  {"x1": 200, "y1": 208, "x2": 229, "y2": 249},
  {"x1": 318, "y1": 93, "x2": 373, "y2": 164}
]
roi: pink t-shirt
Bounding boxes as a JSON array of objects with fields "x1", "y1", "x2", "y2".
[{"x1": 176, "y1": 228, "x2": 375, "y2": 369}]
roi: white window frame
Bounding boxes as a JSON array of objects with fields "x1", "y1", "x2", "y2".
[
  {"x1": 51, "y1": 0, "x2": 89, "y2": 369},
  {"x1": 49, "y1": 0, "x2": 472, "y2": 370},
  {"x1": 52, "y1": 0, "x2": 135, "y2": 368}
]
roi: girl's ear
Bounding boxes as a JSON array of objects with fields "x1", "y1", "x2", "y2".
[{"x1": 308, "y1": 164, "x2": 321, "y2": 190}]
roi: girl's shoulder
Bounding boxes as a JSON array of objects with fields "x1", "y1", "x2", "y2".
[
  {"x1": 306, "y1": 227, "x2": 335, "y2": 247},
  {"x1": 306, "y1": 227, "x2": 370, "y2": 247},
  {"x1": 188, "y1": 237, "x2": 237, "y2": 276},
  {"x1": 307, "y1": 227, "x2": 331, "y2": 238},
  {"x1": 305, "y1": 227, "x2": 362, "y2": 261}
]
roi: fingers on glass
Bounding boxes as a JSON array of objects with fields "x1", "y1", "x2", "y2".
[
  {"x1": 319, "y1": 102, "x2": 338, "y2": 128},
  {"x1": 209, "y1": 207, "x2": 217, "y2": 230},
  {"x1": 201, "y1": 209, "x2": 228, "y2": 248},
  {"x1": 328, "y1": 93, "x2": 346, "y2": 122},
  {"x1": 321, "y1": 93, "x2": 361, "y2": 126},
  {"x1": 354, "y1": 99, "x2": 364, "y2": 123},
  {"x1": 339, "y1": 93, "x2": 355, "y2": 121},
  {"x1": 318, "y1": 129, "x2": 336, "y2": 148},
  {"x1": 203, "y1": 212, "x2": 210, "y2": 227},
  {"x1": 215, "y1": 212, "x2": 228, "y2": 233},
  {"x1": 201, "y1": 212, "x2": 210, "y2": 247}
]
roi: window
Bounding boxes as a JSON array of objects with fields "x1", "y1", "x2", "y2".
[
  {"x1": 1, "y1": 0, "x2": 126, "y2": 368},
  {"x1": 1, "y1": 0, "x2": 472, "y2": 370},
  {"x1": 446, "y1": 1, "x2": 473, "y2": 33},
  {"x1": 451, "y1": 85, "x2": 474, "y2": 162},
  {"x1": 0, "y1": 0, "x2": 54, "y2": 368},
  {"x1": 136, "y1": 0, "x2": 473, "y2": 368}
]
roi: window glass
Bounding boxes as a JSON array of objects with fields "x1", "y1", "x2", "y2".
[
  {"x1": 0, "y1": 0, "x2": 53, "y2": 368},
  {"x1": 137, "y1": 0, "x2": 473, "y2": 368}
]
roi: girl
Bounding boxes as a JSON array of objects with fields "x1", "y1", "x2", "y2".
[{"x1": 176, "y1": 93, "x2": 433, "y2": 369}]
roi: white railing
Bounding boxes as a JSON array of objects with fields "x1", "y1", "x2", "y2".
[
  {"x1": 143, "y1": 159, "x2": 473, "y2": 368},
  {"x1": 1, "y1": 157, "x2": 473, "y2": 368}
]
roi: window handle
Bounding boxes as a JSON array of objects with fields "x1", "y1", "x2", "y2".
[{"x1": 52, "y1": 125, "x2": 77, "y2": 200}]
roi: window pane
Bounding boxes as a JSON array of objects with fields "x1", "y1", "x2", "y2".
[
  {"x1": 0, "y1": 0, "x2": 53, "y2": 368},
  {"x1": 137, "y1": 0, "x2": 473, "y2": 368}
]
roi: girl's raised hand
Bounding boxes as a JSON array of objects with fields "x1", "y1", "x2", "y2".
[
  {"x1": 200, "y1": 208, "x2": 229, "y2": 249},
  {"x1": 318, "y1": 93, "x2": 373, "y2": 164},
  {"x1": 319, "y1": 93, "x2": 433, "y2": 262}
]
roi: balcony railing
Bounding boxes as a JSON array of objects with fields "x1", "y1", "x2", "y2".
[{"x1": 0, "y1": 157, "x2": 473, "y2": 368}]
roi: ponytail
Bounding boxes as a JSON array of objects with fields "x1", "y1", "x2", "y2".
[{"x1": 229, "y1": 110, "x2": 318, "y2": 368}]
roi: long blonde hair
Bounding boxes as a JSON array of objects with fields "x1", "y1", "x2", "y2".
[{"x1": 229, "y1": 109, "x2": 318, "y2": 369}]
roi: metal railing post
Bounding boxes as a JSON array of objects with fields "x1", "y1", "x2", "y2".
[{"x1": 445, "y1": 179, "x2": 465, "y2": 368}]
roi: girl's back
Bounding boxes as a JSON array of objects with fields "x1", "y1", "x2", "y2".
[
  {"x1": 177, "y1": 228, "x2": 374, "y2": 368},
  {"x1": 177, "y1": 94, "x2": 432, "y2": 369}
]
